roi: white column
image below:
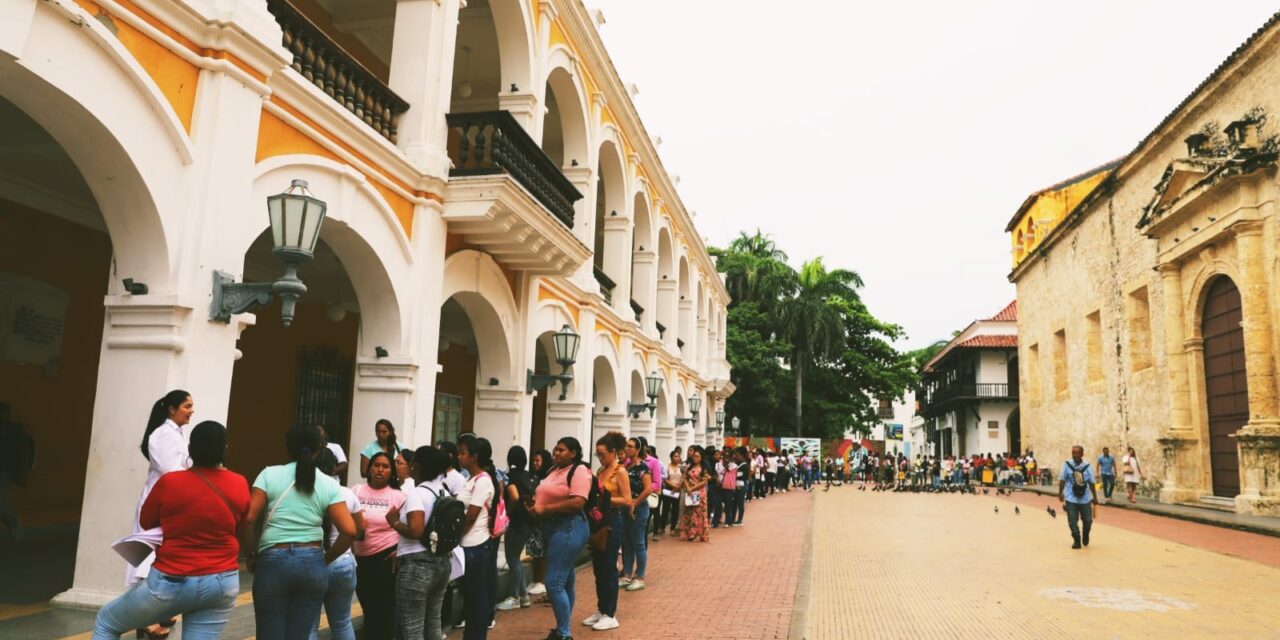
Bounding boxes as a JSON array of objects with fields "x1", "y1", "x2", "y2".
[
  {"x1": 546, "y1": 400, "x2": 591, "y2": 452},
  {"x1": 499, "y1": 92, "x2": 539, "y2": 133},
  {"x1": 55, "y1": 301, "x2": 224, "y2": 607},
  {"x1": 655, "y1": 423, "x2": 676, "y2": 460},
  {"x1": 656, "y1": 279, "x2": 677, "y2": 349},
  {"x1": 593, "y1": 412, "x2": 624, "y2": 449},
  {"x1": 677, "y1": 298, "x2": 693, "y2": 357},
  {"x1": 630, "y1": 415, "x2": 655, "y2": 448},
  {"x1": 630, "y1": 250, "x2": 655, "y2": 328},
  {"x1": 346, "y1": 360, "x2": 418, "y2": 484},
  {"x1": 562, "y1": 167, "x2": 596, "y2": 290},
  {"x1": 388, "y1": 0, "x2": 463, "y2": 177},
  {"x1": 696, "y1": 316, "x2": 709, "y2": 373},
  {"x1": 602, "y1": 215, "x2": 631, "y2": 311},
  {"x1": 474, "y1": 387, "x2": 524, "y2": 470}
]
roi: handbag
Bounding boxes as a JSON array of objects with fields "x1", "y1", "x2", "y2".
[
  {"x1": 646, "y1": 493, "x2": 660, "y2": 509},
  {"x1": 683, "y1": 491, "x2": 701, "y2": 507},
  {"x1": 587, "y1": 525, "x2": 610, "y2": 552}
]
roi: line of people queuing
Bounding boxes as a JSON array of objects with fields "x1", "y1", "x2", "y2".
[{"x1": 93, "y1": 389, "x2": 792, "y2": 640}]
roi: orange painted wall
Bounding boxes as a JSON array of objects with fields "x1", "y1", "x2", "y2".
[
  {"x1": 0, "y1": 199, "x2": 112, "y2": 526},
  {"x1": 225, "y1": 300, "x2": 359, "y2": 485}
]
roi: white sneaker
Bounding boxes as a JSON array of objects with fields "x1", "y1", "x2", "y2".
[
  {"x1": 618, "y1": 576, "x2": 632, "y2": 587},
  {"x1": 592, "y1": 615, "x2": 620, "y2": 631},
  {"x1": 489, "y1": 620, "x2": 496, "y2": 630},
  {"x1": 495, "y1": 596, "x2": 521, "y2": 611},
  {"x1": 625, "y1": 578, "x2": 646, "y2": 591},
  {"x1": 582, "y1": 612, "x2": 603, "y2": 626},
  {"x1": 528, "y1": 582, "x2": 547, "y2": 596}
]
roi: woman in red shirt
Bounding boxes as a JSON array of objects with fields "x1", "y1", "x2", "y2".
[{"x1": 92, "y1": 421, "x2": 250, "y2": 640}]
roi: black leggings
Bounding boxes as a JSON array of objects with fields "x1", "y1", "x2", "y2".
[
  {"x1": 355, "y1": 547, "x2": 397, "y2": 640},
  {"x1": 657, "y1": 494, "x2": 680, "y2": 532}
]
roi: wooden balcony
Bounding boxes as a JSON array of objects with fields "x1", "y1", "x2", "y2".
[
  {"x1": 593, "y1": 265, "x2": 616, "y2": 305},
  {"x1": 267, "y1": 0, "x2": 408, "y2": 143},
  {"x1": 919, "y1": 382, "x2": 1017, "y2": 418},
  {"x1": 446, "y1": 111, "x2": 581, "y2": 228}
]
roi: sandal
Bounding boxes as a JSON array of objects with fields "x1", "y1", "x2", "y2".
[{"x1": 136, "y1": 625, "x2": 170, "y2": 639}]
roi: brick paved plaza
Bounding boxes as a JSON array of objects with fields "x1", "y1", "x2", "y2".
[{"x1": 4, "y1": 485, "x2": 1280, "y2": 639}]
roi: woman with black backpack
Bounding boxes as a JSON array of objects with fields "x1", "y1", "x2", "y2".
[
  {"x1": 388, "y1": 446, "x2": 455, "y2": 640},
  {"x1": 457, "y1": 437, "x2": 503, "y2": 640},
  {"x1": 531, "y1": 438, "x2": 591, "y2": 640},
  {"x1": 581, "y1": 432, "x2": 631, "y2": 632}
]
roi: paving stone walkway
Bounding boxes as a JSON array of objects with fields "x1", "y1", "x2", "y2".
[{"x1": 804, "y1": 485, "x2": 1280, "y2": 640}]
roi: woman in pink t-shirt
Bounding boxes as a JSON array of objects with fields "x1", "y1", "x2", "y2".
[
  {"x1": 352, "y1": 451, "x2": 405, "y2": 640},
  {"x1": 532, "y1": 437, "x2": 591, "y2": 640}
]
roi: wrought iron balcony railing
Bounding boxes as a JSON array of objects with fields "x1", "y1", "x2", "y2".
[
  {"x1": 267, "y1": 0, "x2": 409, "y2": 142},
  {"x1": 446, "y1": 110, "x2": 582, "y2": 228},
  {"x1": 630, "y1": 298, "x2": 644, "y2": 322},
  {"x1": 593, "y1": 265, "x2": 616, "y2": 305},
  {"x1": 919, "y1": 382, "x2": 1017, "y2": 417}
]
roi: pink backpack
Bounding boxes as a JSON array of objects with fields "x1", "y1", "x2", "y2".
[{"x1": 488, "y1": 473, "x2": 509, "y2": 538}]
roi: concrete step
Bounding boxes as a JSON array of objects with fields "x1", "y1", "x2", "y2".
[{"x1": 1198, "y1": 495, "x2": 1236, "y2": 511}]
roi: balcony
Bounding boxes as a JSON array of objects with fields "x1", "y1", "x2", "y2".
[
  {"x1": 442, "y1": 111, "x2": 589, "y2": 275},
  {"x1": 630, "y1": 299, "x2": 644, "y2": 323},
  {"x1": 919, "y1": 382, "x2": 1017, "y2": 418},
  {"x1": 594, "y1": 265, "x2": 616, "y2": 305},
  {"x1": 267, "y1": 0, "x2": 408, "y2": 143}
]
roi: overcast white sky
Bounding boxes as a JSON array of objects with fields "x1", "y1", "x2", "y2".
[{"x1": 588, "y1": 1, "x2": 1278, "y2": 349}]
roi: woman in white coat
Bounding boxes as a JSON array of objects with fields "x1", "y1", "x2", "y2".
[{"x1": 131, "y1": 390, "x2": 194, "y2": 639}]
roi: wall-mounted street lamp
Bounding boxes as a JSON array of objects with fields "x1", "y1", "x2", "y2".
[
  {"x1": 716, "y1": 408, "x2": 725, "y2": 429},
  {"x1": 211, "y1": 180, "x2": 327, "y2": 327},
  {"x1": 675, "y1": 394, "x2": 701, "y2": 426},
  {"x1": 527, "y1": 325, "x2": 581, "y2": 400},
  {"x1": 628, "y1": 371, "x2": 664, "y2": 418},
  {"x1": 731, "y1": 416, "x2": 741, "y2": 434}
]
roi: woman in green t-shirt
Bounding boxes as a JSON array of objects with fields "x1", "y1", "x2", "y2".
[
  {"x1": 243, "y1": 424, "x2": 357, "y2": 639},
  {"x1": 359, "y1": 419, "x2": 401, "y2": 479}
]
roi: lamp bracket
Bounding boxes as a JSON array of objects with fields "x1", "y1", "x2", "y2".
[
  {"x1": 626, "y1": 401, "x2": 655, "y2": 419},
  {"x1": 527, "y1": 369, "x2": 573, "y2": 401},
  {"x1": 675, "y1": 417, "x2": 696, "y2": 426},
  {"x1": 210, "y1": 271, "x2": 273, "y2": 323}
]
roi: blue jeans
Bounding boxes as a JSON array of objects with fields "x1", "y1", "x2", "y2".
[
  {"x1": 93, "y1": 569, "x2": 238, "y2": 640},
  {"x1": 311, "y1": 553, "x2": 356, "y2": 640},
  {"x1": 1065, "y1": 501, "x2": 1094, "y2": 543},
  {"x1": 590, "y1": 511, "x2": 624, "y2": 617},
  {"x1": 544, "y1": 514, "x2": 587, "y2": 636},
  {"x1": 253, "y1": 545, "x2": 329, "y2": 640},
  {"x1": 504, "y1": 525, "x2": 531, "y2": 598},
  {"x1": 622, "y1": 501, "x2": 649, "y2": 578},
  {"x1": 396, "y1": 551, "x2": 451, "y2": 640},
  {"x1": 462, "y1": 538, "x2": 498, "y2": 640},
  {"x1": 1102, "y1": 474, "x2": 1117, "y2": 499}
]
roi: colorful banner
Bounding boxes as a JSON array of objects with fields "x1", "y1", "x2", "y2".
[
  {"x1": 781, "y1": 437, "x2": 821, "y2": 458},
  {"x1": 887, "y1": 423, "x2": 904, "y2": 440}
]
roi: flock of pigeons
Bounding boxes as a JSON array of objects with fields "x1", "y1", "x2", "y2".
[{"x1": 851, "y1": 480, "x2": 1060, "y2": 519}]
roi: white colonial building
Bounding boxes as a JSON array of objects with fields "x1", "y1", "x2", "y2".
[
  {"x1": 0, "y1": 0, "x2": 731, "y2": 606},
  {"x1": 919, "y1": 302, "x2": 1020, "y2": 458}
]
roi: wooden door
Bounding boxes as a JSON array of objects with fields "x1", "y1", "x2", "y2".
[{"x1": 1201, "y1": 277, "x2": 1246, "y2": 497}]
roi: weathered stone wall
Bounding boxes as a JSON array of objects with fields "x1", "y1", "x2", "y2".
[{"x1": 1013, "y1": 29, "x2": 1280, "y2": 500}]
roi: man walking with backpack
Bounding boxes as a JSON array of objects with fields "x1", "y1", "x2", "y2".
[{"x1": 1059, "y1": 445, "x2": 1098, "y2": 549}]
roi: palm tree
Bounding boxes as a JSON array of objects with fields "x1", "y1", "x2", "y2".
[
  {"x1": 717, "y1": 230, "x2": 795, "y2": 308},
  {"x1": 776, "y1": 257, "x2": 863, "y2": 436}
]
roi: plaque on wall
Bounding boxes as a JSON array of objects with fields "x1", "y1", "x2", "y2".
[{"x1": 0, "y1": 271, "x2": 68, "y2": 374}]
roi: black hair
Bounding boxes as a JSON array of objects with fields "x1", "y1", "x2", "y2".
[
  {"x1": 285, "y1": 423, "x2": 322, "y2": 494},
  {"x1": 315, "y1": 447, "x2": 339, "y2": 476},
  {"x1": 532, "y1": 448, "x2": 555, "y2": 478},
  {"x1": 141, "y1": 389, "x2": 190, "y2": 460},
  {"x1": 508, "y1": 445, "x2": 528, "y2": 471},
  {"x1": 188, "y1": 421, "x2": 227, "y2": 468},
  {"x1": 414, "y1": 446, "x2": 450, "y2": 482},
  {"x1": 459, "y1": 437, "x2": 501, "y2": 512},
  {"x1": 399, "y1": 448, "x2": 416, "y2": 467},
  {"x1": 556, "y1": 438, "x2": 583, "y2": 466},
  {"x1": 375, "y1": 419, "x2": 399, "y2": 454},
  {"x1": 437, "y1": 440, "x2": 460, "y2": 470},
  {"x1": 367, "y1": 450, "x2": 401, "y2": 490}
]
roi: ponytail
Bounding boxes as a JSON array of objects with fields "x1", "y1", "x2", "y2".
[
  {"x1": 286, "y1": 424, "x2": 322, "y2": 494},
  {"x1": 141, "y1": 389, "x2": 190, "y2": 460},
  {"x1": 461, "y1": 437, "x2": 501, "y2": 512}
]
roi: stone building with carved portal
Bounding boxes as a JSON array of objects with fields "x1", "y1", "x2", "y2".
[{"x1": 1009, "y1": 12, "x2": 1280, "y2": 516}]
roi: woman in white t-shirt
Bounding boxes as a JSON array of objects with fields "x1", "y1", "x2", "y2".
[
  {"x1": 388, "y1": 446, "x2": 453, "y2": 640},
  {"x1": 457, "y1": 437, "x2": 501, "y2": 639},
  {"x1": 313, "y1": 448, "x2": 364, "y2": 640},
  {"x1": 1122, "y1": 446, "x2": 1144, "y2": 504}
]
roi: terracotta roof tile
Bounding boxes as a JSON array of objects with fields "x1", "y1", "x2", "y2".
[
  {"x1": 985, "y1": 300, "x2": 1017, "y2": 322},
  {"x1": 955, "y1": 335, "x2": 1018, "y2": 349}
]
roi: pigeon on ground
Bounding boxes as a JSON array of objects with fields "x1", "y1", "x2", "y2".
[
  {"x1": 994, "y1": 505, "x2": 999, "y2": 514},
  {"x1": 1046, "y1": 506, "x2": 1057, "y2": 519},
  {"x1": 1015, "y1": 506, "x2": 1020, "y2": 515}
]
